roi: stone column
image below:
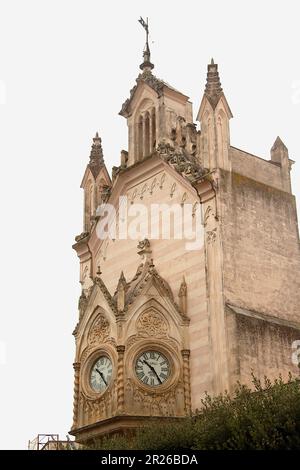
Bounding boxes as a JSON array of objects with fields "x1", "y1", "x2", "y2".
[
  {"x1": 135, "y1": 121, "x2": 141, "y2": 163},
  {"x1": 181, "y1": 349, "x2": 191, "y2": 415},
  {"x1": 203, "y1": 195, "x2": 229, "y2": 394},
  {"x1": 116, "y1": 345, "x2": 125, "y2": 414},
  {"x1": 142, "y1": 113, "x2": 147, "y2": 159},
  {"x1": 72, "y1": 362, "x2": 80, "y2": 429},
  {"x1": 149, "y1": 109, "x2": 153, "y2": 154}
]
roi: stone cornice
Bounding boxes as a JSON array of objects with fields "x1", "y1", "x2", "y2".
[{"x1": 227, "y1": 303, "x2": 300, "y2": 331}]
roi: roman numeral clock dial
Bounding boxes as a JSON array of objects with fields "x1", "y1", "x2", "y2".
[
  {"x1": 135, "y1": 350, "x2": 170, "y2": 387},
  {"x1": 90, "y1": 356, "x2": 113, "y2": 393}
]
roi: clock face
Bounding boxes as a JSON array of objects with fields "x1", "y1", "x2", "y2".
[
  {"x1": 135, "y1": 350, "x2": 170, "y2": 387},
  {"x1": 90, "y1": 356, "x2": 113, "y2": 393}
]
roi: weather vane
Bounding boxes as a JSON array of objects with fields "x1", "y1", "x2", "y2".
[
  {"x1": 138, "y1": 16, "x2": 149, "y2": 45},
  {"x1": 138, "y1": 17, "x2": 154, "y2": 71}
]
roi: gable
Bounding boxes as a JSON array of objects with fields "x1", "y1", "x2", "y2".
[
  {"x1": 120, "y1": 71, "x2": 189, "y2": 118},
  {"x1": 89, "y1": 154, "x2": 201, "y2": 260}
]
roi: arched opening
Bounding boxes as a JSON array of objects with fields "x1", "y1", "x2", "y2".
[
  {"x1": 84, "y1": 181, "x2": 93, "y2": 231},
  {"x1": 138, "y1": 115, "x2": 143, "y2": 161},
  {"x1": 89, "y1": 185, "x2": 94, "y2": 217},
  {"x1": 151, "y1": 108, "x2": 156, "y2": 152},
  {"x1": 145, "y1": 112, "x2": 150, "y2": 157},
  {"x1": 134, "y1": 99, "x2": 156, "y2": 162}
]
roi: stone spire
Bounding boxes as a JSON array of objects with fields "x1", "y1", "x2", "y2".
[
  {"x1": 271, "y1": 136, "x2": 289, "y2": 164},
  {"x1": 271, "y1": 136, "x2": 288, "y2": 154},
  {"x1": 204, "y1": 58, "x2": 223, "y2": 109},
  {"x1": 88, "y1": 132, "x2": 104, "y2": 178},
  {"x1": 270, "y1": 136, "x2": 292, "y2": 193},
  {"x1": 117, "y1": 271, "x2": 127, "y2": 289},
  {"x1": 138, "y1": 16, "x2": 154, "y2": 72},
  {"x1": 116, "y1": 271, "x2": 127, "y2": 312}
]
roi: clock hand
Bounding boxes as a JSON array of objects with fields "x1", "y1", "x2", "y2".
[
  {"x1": 142, "y1": 360, "x2": 162, "y2": 384},
  {"x1": 96, "y1": 368, "x2": 108, "y2": 386}
]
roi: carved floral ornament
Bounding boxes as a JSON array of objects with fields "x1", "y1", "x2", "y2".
[
  {"x1": 137, "y1": 238, "x2": 151, "y2": 251},
  {"x1": 206, "y1": 227, "x2": 217, "y2": 244},
  {"x1": 136, "y1": 310, "x2": 168, "y2": 337},
  {"x1": 88, "y1": 314, "x2": 110, "y2": 346}
]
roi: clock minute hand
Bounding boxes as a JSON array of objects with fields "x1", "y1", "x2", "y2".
[
  {"x1": 96, "y1": 368, "x2": 107, "y2": 386},
  {"x1": 142, "y1": 359, "x2": 162, "y2": 384}
]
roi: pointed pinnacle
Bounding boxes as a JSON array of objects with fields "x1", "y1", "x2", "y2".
[
  {"x1": 204, "y1": 60, "x2": 223, "y2": 109},
  {"x1": 88, "y1": 132, "x2": 104, "y2": 177},
  {"x1": 211, "y1": 58, "x2": 214, "y2": 65},
  {"x1": 117, "y1": 270, "x2": 127, "y2": 288},
  {"x1": 272, "y1": 136, "x2": 288, "y2": 151}
]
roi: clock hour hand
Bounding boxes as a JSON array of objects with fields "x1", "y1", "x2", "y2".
[
  {"x1": 96, "y1": 368, "x2": 107, "y2": 386},
  {"x1": 142, "y1": 359, "x2": 162, "y2": 384}
]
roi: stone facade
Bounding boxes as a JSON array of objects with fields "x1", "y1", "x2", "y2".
[{"x1": 70, "y1": 44, "x2": 300, "y2": 443}]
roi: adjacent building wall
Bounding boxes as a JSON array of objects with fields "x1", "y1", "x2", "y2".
[{"x1": 220, "y1": 168, "x2": 300, "y2": 323}]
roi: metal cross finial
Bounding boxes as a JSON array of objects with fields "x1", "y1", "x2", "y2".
[
  {"x1": 138, "y1": 16, "x2": 149, "y2": 43},
  {"x1": 138, "y1": 17, "x2": 154, "y2": 71}
]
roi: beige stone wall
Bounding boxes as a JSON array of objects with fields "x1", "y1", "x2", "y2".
[
  {"x1": 230, "y1": 146, "x2": 284, "y2": 191},
  {"x1": 226, "y1": 306, "x2": 300, "y2": 389},
  {"x1": 220, "y1": 169, "x2": 300, "y2": 323},
  {"x1": 94, "y1": 168, "x2": 209, "y2": 410}
]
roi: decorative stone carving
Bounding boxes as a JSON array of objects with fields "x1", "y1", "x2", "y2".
[
  {"x1": 125, "y1": 378, "x2": 186, "y2": 417},
  {"x1": 75, "y1": 231, "x2": 89, "y2": 243},
  {"x1": 137, "y1": 238, "x2": 152, "y2": 262},
  {"x1": 78, "y1": 380, "x2": 118, "y2": 427},
  {"x1": 116, "y1": 345, "x2": 125, "y2": 414},
  {"x1": 172, "y1": 116, "x2": 187, "y2": 148},
  {"x1": 178, "y1": 277, "x2": 187, "y2": 315},
  {"x1": 78, "y1": 291, "x2": 88, "y2": 320},
  {"x1": 192, "y1": 202, "x2": 198, "y2": 218},
  {"x1": 157, "y1": 140, "x2": 209, "y2": 184},
  {"x1": 88, "y1": 314, "x2": 110, "y2": 346},
  {"x1": 94, "y1": 276, "x2": 118, "y2": 313},
  {"x1": 82, "y1": 264, "x2": 93, "y2": 294},
  {"x1": 115, "y1": 271, "x2": 127, "y2": 312},
  {"x1": 136, "y1": 310, "x2": 168, "y2": 337},
  {"x1": 206, "y1": 227, "x2": 217, "y2": 244},
  {"x1": 150, "y1": 178, "x2": 157, "y2": 194},
  {"x1": 72, "y1": 322, "x2": 79, "y2": 337},
  {"x1": 100, "y1": 185, "x2": 111, "y2": 203},
  {"x1": 112, "y1": 166, "x2": 121, "y2": 182},
  {"x1": 170, "y1": 182, "x2": 176, "y2": 198},
  {"x1": 72, "y1": 362, "x2": 80, "y2": 429},
  {"x1": 181, "y1": 350, "x2": 191, "y2": 414},
  {"x1": 159, "y1": 172, "x2": 166, "y2": 188},
  {"x1": 181, "y1": 192, "x2": 187, "y2": 206},
  {"x1": 120, "y1": 150, "x2": 128, "y2": 168},
  {"x1": 140, "y1": 183, "x2": 148, "y2": 200},
  {"x1": 204, "y1": 205, "x2": 216, "y2": 227},
  {"x1": 137, "y1": 238, "x2": 150, "y2": 251},
  {"x1": 126, "y1": 334, "x2": 179, "y2": 352}
]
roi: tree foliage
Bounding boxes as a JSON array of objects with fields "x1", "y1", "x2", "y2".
[{"x1": 88, "y1": 374, "x2": 300, "y2": 450}]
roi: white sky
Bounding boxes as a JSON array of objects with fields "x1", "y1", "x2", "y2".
[{"x1": 0, "y1": 0, "x2": 299, "y2": 449}]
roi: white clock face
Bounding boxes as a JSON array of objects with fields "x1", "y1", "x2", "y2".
[
  {"x1": 135, "y1": 350, "x2": 170, "y2": 387},
  {"x1": 90, "y1": 356, "x2": 113, "y2": 393}
]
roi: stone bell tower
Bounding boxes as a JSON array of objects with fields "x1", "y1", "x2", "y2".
[{"x1": 70, "y1": 25, "x2": 300, "y2": 444}]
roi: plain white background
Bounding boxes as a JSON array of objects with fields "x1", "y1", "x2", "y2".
[{"x1": 0, "y1": 0, "x2": 299, "y2": 449}]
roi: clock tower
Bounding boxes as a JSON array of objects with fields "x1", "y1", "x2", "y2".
[{"x1": 70, "y1": 30, "x2": 300, "y2": 444}]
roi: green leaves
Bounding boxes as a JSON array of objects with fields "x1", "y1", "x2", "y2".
[{"x1": 86, "y1": 375, "x2": 300, "y2": 450}]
